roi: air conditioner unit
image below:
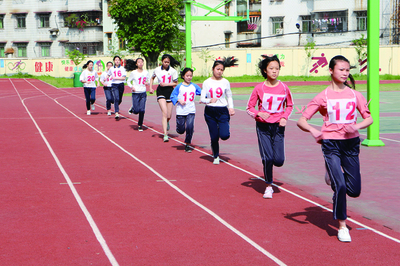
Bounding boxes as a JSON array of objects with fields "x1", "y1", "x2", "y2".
[{"x1": 276, "y1": 28, "x2": 283, "y2": 34}]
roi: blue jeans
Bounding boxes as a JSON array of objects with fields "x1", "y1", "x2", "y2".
[
  {"x1": 131, "y1": 92, "x2": 147, "y2": 126},
  {"x1": 83, "y1": 87, "x2": 96, "y2": 110},
  {"x1": 103, "y1": 87, "x2": 114, "y2": 110},
  {"x1": 256, "y1": 122, "x2": 285, "y2": 184},
  {"x1": 176, "y1": 113, "x2": 195, "y2": 144},
  {"x1": 111, "y1": 83, "x2": 125, "y2": 112},
  {"x1": 322, "y1": 137, "x2": 361, "y2": 221},
  {"x1": 204, "y1": 106, "x2": 230, "y2": 158}
]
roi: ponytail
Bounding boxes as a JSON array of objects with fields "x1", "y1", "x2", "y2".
[
  {"x1": 345, "y1": 73, "x2": 356, "y2": 90},
  {"x1": 82, "y1": 60, "x2": 93, "y2": 69},
  {"x1": 212, "y1": 56, "x2": 238, "y2": 70},
  {"x1": 125, "y1": 59, "x2": 138, "y2": 71},
  {"x1": 162, "y1": 54, "x2": 180, "y2": 69}
]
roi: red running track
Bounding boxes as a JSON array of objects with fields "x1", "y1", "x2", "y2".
[{"x1": 1, "y1": 78, "x2": 399, "y2": 265}]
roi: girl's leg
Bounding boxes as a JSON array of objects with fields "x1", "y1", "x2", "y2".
[
  {"x1": 90, "y1": 87, "x2": 96, "y2": 105},
  {"x1": 157, "y1": 98, "x2": 169, "y2": 136},
  {"x1": 256, "y1": 122, "x2": 274, "y2": 184},
  {"x1": 137, "y1": 92, "x2": 146, "y2": 127},
  {"x1": 111, "y1": 85, "x2": 120, "y2": 113},
  {"x1": 185, "y1": 113, "x2": 195, "y2": 144},
  {"x1": 204, "y1": 107, "x2": 220, "y2": 159},
  {"x1": 83, "y1": 87, "x2": 91, "y2": 110},
  {"x1": 118, "y1": 83, "x2": 125, "y2": 105},
  {"x1": 103, "y1": 88, "x2": 113, "y2": 111},
  {"x1": 272, "y1": 125, "x2": 286, "y2": 167},
  {"x1": 216, "y1": 107, "x2": 230, "y2": 141},
  {"x1": 176, "y1": 115, "x2": 186, "y2": 135},
  {"x1": 166, "y1": 101, "x2": 173, "y2": 130}
]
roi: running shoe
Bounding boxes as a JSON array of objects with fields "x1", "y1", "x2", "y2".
[
  {"x1": 337, "y1": 227, "x2": 351, "y2": 242},
  {"x1": 163, "y1": 134, "x2": 169, "y2": 142},
  {"x1": 107, "y1": 111, "x2": 111, "y2": 116},
  {"x1": 167, "y1": 121, "x2": 170, "y2": 131},
  {"x1": 128, "y1": 107, "x2": 133, "y2": 114},
  {"x1": 325, "y1": 171, "x2": 331, "y2": 186},
  {"x1": 138, "y1": 126, "x2": 143, "y2": 132},
  {"x1": 263, "y1": 186, "x2": 274, "y2": 199},
  {"x1": 87, "y1": 110, "x2": 91, "y2": 115},
  {"x1": 115, "y1": 113, "x2": 119, "y2": 120},
  {"x1": 91, "y1": 104, "x2": 95, "y2": 111},
  {"x1": 185, "y1": 144, "x2": 192, "y2": 153},
  {"x1": 213, "y1": 157, "x2": 220, "y2": 165}
]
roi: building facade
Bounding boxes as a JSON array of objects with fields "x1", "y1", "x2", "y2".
[{"x1": 0, "y1": 0, "x2": 103, "y2": 59}]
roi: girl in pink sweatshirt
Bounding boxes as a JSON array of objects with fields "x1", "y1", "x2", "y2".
[
  {"x1": 246, "y1": 55, "x2": 294, "y2": 199},
  {"x1": 297, "y1": 55, "x2": 373, "y2": 242}
]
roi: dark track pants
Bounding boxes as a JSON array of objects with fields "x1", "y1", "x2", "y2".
[
  {"x1": 322, "y1": 137, "x2": 361, "y2": 220},
  {"x1": 256, "y1": 122, "x2": 285, "y2": 184},
  {"x1": 84, "y1": 87, "x2": 96, "y2": 110},
  {"x1": 111, "y1": 83, "x2": 125, "y2": 112},
  {"x1": 204, "y1": 106, "x2": 230, "y2": 158},
  {"x1": 103, "y1": 87, "x2": 114, "y2": 110},
  {"x1": 131, "y1": 92, "x2": 147, "y2": 126},
  {"x1": 176, "y1": 113, "x2": 195, "y2": 144}
]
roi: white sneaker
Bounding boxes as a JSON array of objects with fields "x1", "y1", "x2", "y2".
[
  {"x1": 263, "y1": 186, "x2": 274, "y2": 199},
  {"x1": 91, "y1": 104, "x2": 95, "y2": 110},
  {"x1": 213, "y1": 157, "x2": 220, "y2": 165},
  {"x1": 86, "y1": 110, "x2": 91, "y2": 115},
  {"x1": 338, "y1": 227, "x2": 351, "y2": 242},
  {"x1": 107, "y1": 111, "x2": 111, "y2": 116},
  {"x1": 325, "y1": 171, "x2": 331, "y2": 186}
]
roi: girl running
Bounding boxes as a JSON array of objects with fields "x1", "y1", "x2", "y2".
[
  {"x1": 297, "y1": 55, "x2": 373, "y2": 242},
  {"x1": 107, "y1": 56, "x2": 127, "y2": 120},
  {"x1": 100, "y1": 61, "x2": 114, "y2": 116},
  {"x1": 149, "y1": 54, "x2": 180, "y2": 142},
  {"x1": 79, "y1": 60, "x2": 99, "y2": 115},
  {"x1": 170, "y1": 68, "x2": 202, "y2": 152},
  {"x1": 126, "y1": 58, "x2": 149, "y2": 131},
  {"x1": 246, "y1": 55, "x2": 294, "y2": 199},
  {"x1": 200, "y1": 56, "x2": 237, "y2": 164}
]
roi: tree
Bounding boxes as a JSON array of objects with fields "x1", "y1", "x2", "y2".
[
  {"x1": 108, "y1": 0, "x2": 184, "y2": 69},
  {"x1": 304, "y1": 37, "x2": 317, "y2": 77},
  {"x1": 66, "y1": 49, "x2": 86, "y2": 67},
  {"x1": 351, "y1": 34, "x2": 367, "y2": 75}
]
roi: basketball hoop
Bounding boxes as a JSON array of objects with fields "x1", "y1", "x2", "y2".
[{"x1": 247, "y1": 16, "x2": 260, "y2": 31}]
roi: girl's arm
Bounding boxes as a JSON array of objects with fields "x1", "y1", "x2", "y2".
[
  {"x1": 225, "y1": 84, "x2": 235, "y2": 116},
  {"x1": 297, "y1": 116, "x2": 323, "y2": 142},
  {"x1": 149, "y1": 75, "x2": 156, "y2": 94},
  {"x1": 170, "y1": 84, "x2": 181, "y2": 105},
  {"x1": 127, "y1": 72, "x2": 134, "y2": 90}
]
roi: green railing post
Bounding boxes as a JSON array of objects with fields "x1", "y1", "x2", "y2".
[
  {"x1": 185, "y1": 0, "x2": 192, "y2": 68},
  {"x1": 362, "y1": 0, "x2": 385, "y2": 146}
]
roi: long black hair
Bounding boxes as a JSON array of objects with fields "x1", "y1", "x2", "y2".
[
  {"x1": 258, "y1": 55, "x2": 280, "y2": 79},
  {"x1": 212, "y1": 56, "x2": 238, "y2": 70},
  {"x1": 161, "y1": 54, "x2": 180, "y2": 69},
  {"x1": 125, "y1": 58, "x2": 144, "y2": 72},
  {"x1": 82, "y1": 60, "x2": 94, "y2": 69},
  {"x1": 329, "y1": 55, "x2": 356, "y2": 90}
]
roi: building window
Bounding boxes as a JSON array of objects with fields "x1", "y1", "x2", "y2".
[
  {"x1": 39, "y1": 14, "x2": 50, "y2": 28},
  {"x1": 355, "y1": 11, "x2": 367, "y2": 31},
  {"x1": 301, "y1": 15, "x2": 312, "y2": 33},
  {"x1": 224, "y1": 31, "x2": 232, "y2": 48},
  {"x1": 271, "y1": 17, "x2": 284, "y2": 35},
  {"x1": 311, "y1": 10, "x2": 348, "y2": 33},
  {"x1": 0, "y1": 15, "x2": 4, "y2": 29},
  {"x1": 16, "y1": 43, "x2": 27, "y2": 57},
  {"x1": 66, "y1": 43, "x2": 101, "y2": 55},
  {"x1": 16, "y1": 15, "x2": 26, "y2": 28},
  {"x1": 0, "y1": 45, "x2": 5, "y2": 57},
  {"x1": 119, "y1": 38, "x2": 125, "y2": 50},
  {"x1": 40, "y1": 42, "x2": 51, "y2": 57},
  {"x1": 107, "y1": 33, "x2": 112, "y2": 50}
]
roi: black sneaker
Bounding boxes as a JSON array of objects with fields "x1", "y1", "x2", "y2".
[
  {"x1": 128, "y1": 107, "x2": 133, "y2": 114},
  {"x1": 138, "y1": 126, "x2": 143, "y2": 132},
  {"x1": 115, "y1": 114, "x2": 119, "y2": 120},
  {"x1": 185, "y1": 144, "x2": 192, "y2": 153}
]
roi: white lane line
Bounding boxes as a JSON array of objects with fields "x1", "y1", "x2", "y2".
[
  {"x1": 12, "y1": 79, "x2": 119, "y2": 266},
  {"x1": 35, "y1": 80, "x2": 400, "y2": 247},
  {"x1": 25, "y1": 79, "x2": 287, "y2": 265}
]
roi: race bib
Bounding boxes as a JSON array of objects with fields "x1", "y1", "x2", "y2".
[
  {"x1": 261, "y1": 93, "x2": 286, "y2": 113},
  {"x1": 327, "y1": 98, "x2": 357, "y2": 124}
]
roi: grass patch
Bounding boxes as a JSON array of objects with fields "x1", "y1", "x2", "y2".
[{"x1": 1, "y1": 73, "x2": 73, "y2": 88}]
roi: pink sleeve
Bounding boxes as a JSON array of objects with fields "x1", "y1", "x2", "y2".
[
  {"x1": 246, "y1": 85, "x2": 261, "y2": 119},
  {"x1": 355, "y1": 91, "x2": 371, "y2": 119},
  {"x1": 282, "y1": 86, "x2": 294, "y2": 120},
  {"x1": 302, "y1": 94, "x2": 323, "y2": 120}
]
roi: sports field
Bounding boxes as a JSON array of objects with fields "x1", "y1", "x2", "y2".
[{"x1": 1, "y1": 78, "x2": 399, "y2": 265}]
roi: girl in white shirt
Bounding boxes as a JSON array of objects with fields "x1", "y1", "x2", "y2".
[
  {"x1": 200, "y1": 57, "x2": 238, "y2": 164},
  {"x1": 107, "y1": 56, "x2": 127, "y2": 120},
  {"x1": 100, "y1": 61, "x2": 114, "y2": 116},
  {"x1": 149, "y1": 54, "x2": 180, "y2": 142},
  {"x1": 126, "y1": 58, "x2": 149, "y2": 131},
  {"x1": 79, "y1": 60, "x2": 99, "y2": 115}
]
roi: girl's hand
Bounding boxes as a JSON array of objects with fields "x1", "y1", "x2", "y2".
[
  {"x1": 310, "y1": 128, "x2": 323, "y2": 143},
  {"x1": 344, "y1": 124, "x2": 358, "y2": 134},
  {"x1": 228, "y1": 108, "x2": 235, "y2": 116},
  {"x1": 210, "y1": 98, "x2": 218, "y2": 103},
  {"x1": 178, "y1": 99, "x2": 186, "y2": 105},
  {"x1": 159, "y1": 82, "x2": 167, "y2": 87},
  {"x1": 257, "y1": 112, "x2": 270, "y2": 120},
  {"x1": 149, "y1": 88, "x2": 154, "y2": 94},
  {"x1": 131, "y1": 87, "x2": 136, "y2": 92},
  {"x1": 279, "y1": 118, "x2": 287, "y2": 127}
]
